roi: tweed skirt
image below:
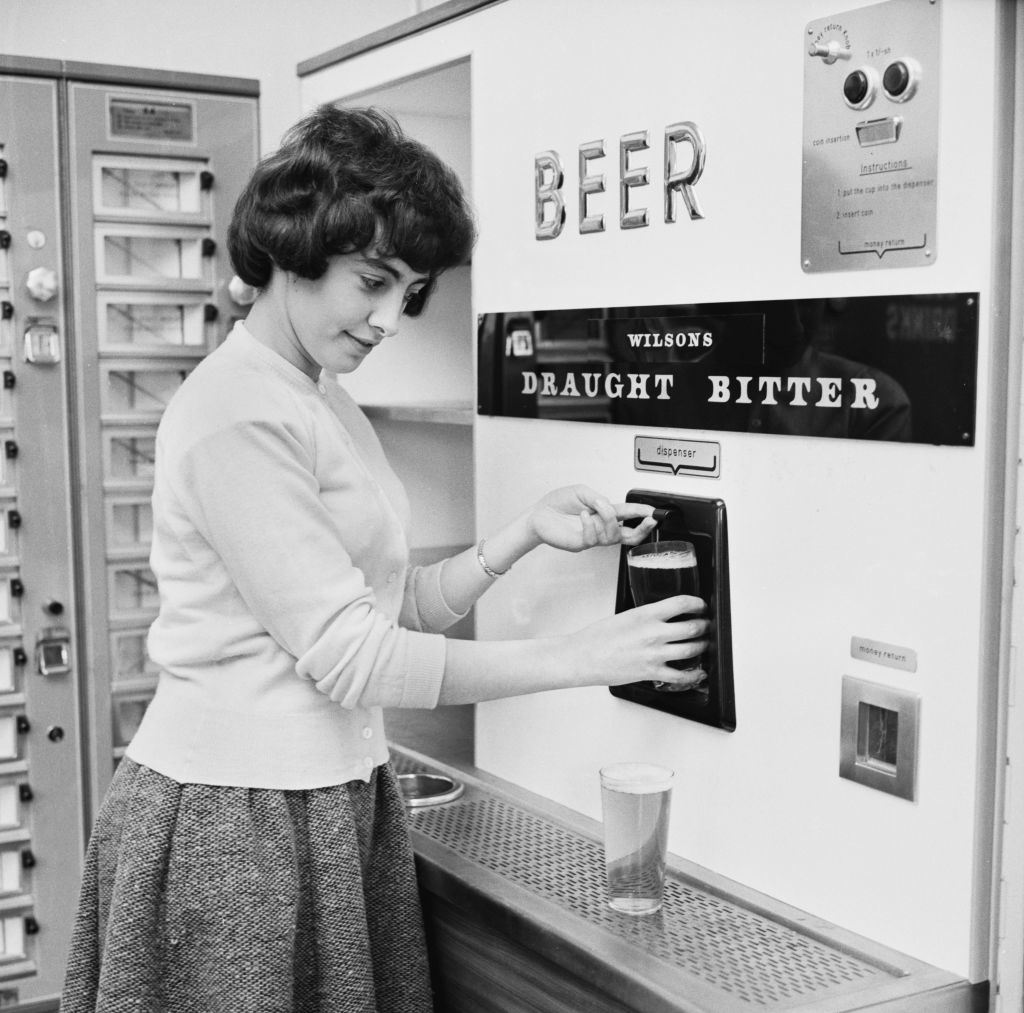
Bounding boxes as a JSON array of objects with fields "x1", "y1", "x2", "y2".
[{"x1": 61, "y1": 758, "x2": 434, "y2": 1013}]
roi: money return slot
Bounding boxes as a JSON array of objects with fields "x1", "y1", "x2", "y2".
[{"x1": 611, "y1": 490, "x2": 735, "y2": 731}]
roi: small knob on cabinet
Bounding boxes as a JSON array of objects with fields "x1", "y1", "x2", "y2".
[{"x1": 26, "y1": 266, "x2": 58, "y2": 302}]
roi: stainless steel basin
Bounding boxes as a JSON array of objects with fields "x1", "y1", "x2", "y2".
[{"x1": 398, "y1": 772, "x2": 464, "y2": 807}]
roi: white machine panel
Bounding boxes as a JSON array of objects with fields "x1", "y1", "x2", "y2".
[{"x1": 300, "y1": 0, "x2": 1012, "y2": 987}]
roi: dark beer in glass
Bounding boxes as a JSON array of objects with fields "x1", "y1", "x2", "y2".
[{"x1": 627, "y1": 540, "x2": 705, "y2": 689}]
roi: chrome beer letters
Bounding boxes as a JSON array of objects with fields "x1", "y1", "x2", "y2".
[{"x1": 535, "y1": 121, "x2": 707, "y2": 240}]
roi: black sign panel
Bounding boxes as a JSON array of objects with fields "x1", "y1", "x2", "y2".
[{"x1": 478, "y1": 294, "x2": 978, "y2": 446}]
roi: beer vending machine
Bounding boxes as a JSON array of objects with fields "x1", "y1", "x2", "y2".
[
  {"x1": 300, "y1": 0, "x2": 1023, "y2": 1007},
  {"x1": 0, "y1": 58, "x2": 257, "y2": 1008}
]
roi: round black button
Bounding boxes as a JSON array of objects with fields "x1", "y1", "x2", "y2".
[
  {"x1": 844, "y1": 70, "x2": 870, "y2": 106},
  {"x1": 884, "y1": 61, "x2": 911, "y2": 97}
]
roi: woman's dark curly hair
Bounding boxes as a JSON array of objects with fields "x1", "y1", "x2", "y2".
[{"x1": 228, "y1": 104, "x2": 476, "y2": 316}]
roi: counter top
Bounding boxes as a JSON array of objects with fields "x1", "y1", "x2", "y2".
[{"x1": 392, "y1": 746, "x2": 978, "y2": 1013}]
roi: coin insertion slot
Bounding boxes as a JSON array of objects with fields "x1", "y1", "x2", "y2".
[
  {"x1": 856, "y1": 116, "x2": 902, "y2": 147},
  {"x1": 839, "y1": 676, "x2": 919, "y2": 801}
]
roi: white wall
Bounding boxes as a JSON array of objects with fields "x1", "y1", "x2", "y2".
[{"x1": 0, "y1": 0, "x2": 428, "y2": 150}]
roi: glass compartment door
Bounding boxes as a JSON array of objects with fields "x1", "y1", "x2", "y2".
[{"x1": 66, "y1": 80, "x2": 258, "y2": 808}]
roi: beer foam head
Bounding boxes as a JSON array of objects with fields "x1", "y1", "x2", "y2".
[
  {"x1": 600, "y1": 762, "x2": 674, "y2": 794},
  {"x1": 628, "y1": 548, "x2": 696, "y2": 569}
]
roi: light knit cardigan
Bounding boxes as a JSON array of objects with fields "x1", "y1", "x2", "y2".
[{"x1": 127, "y1": 322, "x2": 464, "y2": 788}]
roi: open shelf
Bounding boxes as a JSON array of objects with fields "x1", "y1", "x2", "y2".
[{"x1": 359, "y1": 401, "x2": 475, "y2": 426}]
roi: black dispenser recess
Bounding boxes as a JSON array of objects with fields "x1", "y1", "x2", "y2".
[{"x1": 611, "y1": 489, "x2": 735, "y2": 731}]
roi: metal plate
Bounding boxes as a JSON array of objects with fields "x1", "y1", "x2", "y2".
[
  {"x1": 801, "y1": 0, "x2": 941, "y2": 272},
  {"x1": 411, "y1": 794, "x2": 888, "y2": 1007}
]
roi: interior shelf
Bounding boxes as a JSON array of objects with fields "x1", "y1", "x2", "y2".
[{"x1": 359, "y1": 401, "x2": 476, "y2": 425}]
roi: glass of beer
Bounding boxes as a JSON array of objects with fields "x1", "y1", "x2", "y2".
[
  {"x1": 600, "y1": 762, "x2": 674, "y2": 915},
  {"x1": 627, "y1": 539, "x2": 705, "y2": 690}
]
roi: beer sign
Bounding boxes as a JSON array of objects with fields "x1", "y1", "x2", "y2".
[{"x1": 477, "y1": 293, "x2": 978, "y2": 446}]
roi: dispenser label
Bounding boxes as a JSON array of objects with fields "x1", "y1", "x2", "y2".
[{"x1": 634, "y1": 436, "x2": 720, "y2": 478}]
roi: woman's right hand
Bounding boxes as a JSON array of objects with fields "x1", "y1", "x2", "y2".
[{"x1": 572, "y1": 596, "x2": 710, "y2": 690}]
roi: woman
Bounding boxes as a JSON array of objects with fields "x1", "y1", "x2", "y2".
[{"x1": 61, "y1": 105, "x2": 708, "y2": 1012}]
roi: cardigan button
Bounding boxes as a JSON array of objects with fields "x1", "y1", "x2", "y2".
[{"x1": 362, "y1": 726, "x2": 373, "y2": 739}]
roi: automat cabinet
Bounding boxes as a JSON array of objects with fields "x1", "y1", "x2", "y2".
[{"x1": 0, "y1": 58, "x2": 257, "y2": 1009}]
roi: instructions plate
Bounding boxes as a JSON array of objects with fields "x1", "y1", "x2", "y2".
[{"x1": 801, "y1": 0, "x2": 940, "y2": 272}]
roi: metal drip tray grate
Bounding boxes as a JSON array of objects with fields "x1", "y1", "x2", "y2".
[{"x1": 410, "y1": 795, "x2": 890, "y2": 1008}]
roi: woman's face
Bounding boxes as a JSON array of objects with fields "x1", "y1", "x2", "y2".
[{"x1": 279, "y1": 249, "x2": 429, "y2": 378}]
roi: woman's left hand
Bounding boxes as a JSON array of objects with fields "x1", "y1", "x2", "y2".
[{"x1": 527, "y1": 485, "x2": 658, "y2": 552}]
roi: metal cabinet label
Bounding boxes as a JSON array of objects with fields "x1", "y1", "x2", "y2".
[{"x1": 108, "y1": 98, "x2": 195, "y2": 143}]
